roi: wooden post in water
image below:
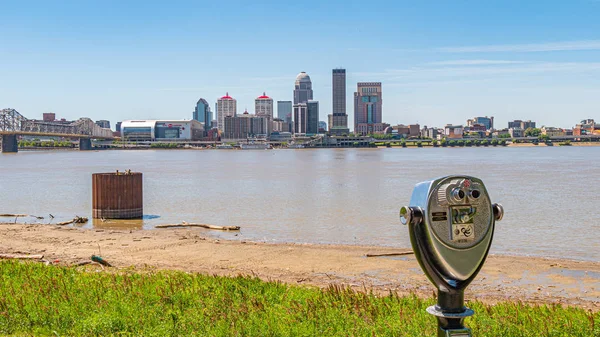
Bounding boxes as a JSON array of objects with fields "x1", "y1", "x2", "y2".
[{"x1": 92, "y1": 172, "x2": 143, "y2": 219}]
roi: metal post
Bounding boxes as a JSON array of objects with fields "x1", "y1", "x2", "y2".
[{"x1": 1, "y1": 134, "x2": 19, "y2": 153}]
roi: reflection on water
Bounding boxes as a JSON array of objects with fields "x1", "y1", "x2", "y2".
[{"x1": 0, "y1": 147, "x2": 599, "y2": 261}]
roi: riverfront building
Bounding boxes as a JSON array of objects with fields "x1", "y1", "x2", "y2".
[
  {"x1": 120, "y1": 120, "x2": 204, "y2": 141},
  {"x1": 255, "y1": 93, "x2": 274, "y2": 119},
  {"x1": 354, "y1": 82, "x2": 384, "y2": 135},
  {"x1": 222, "y1": 111, "x2": 271, "y2": 140},
  {"x1": 217, "y1": 93, "x2": 237, "y2": 131},
  {"x1": 329, "y1": 68, "x2": 349, "y2": 135},
  {"x1": 193, "y1": 98, "x2": 212, "y2": 131},
  {"x1": 293, "y1": 101, "x2": 319, "y2": 135}
]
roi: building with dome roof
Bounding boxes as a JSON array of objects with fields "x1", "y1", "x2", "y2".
[
  {"x1": 217, "y1": 92, "x2": 237, "y2": 131},
  {"x1": 293, "y1": 72, "x2": 313, "y2": 105},
  {"x1": 255, "y1": 92, "x2": 274, "y2": 119}
]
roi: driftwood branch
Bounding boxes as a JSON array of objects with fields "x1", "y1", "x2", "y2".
[
  {"x1": 0, "y1": 254, "x2": 44, "y2": 260},
  {"x1": 156, "y1": 221, "x2": 240, "y2": 231},
  {"x1": 365, "y1": 251, "x2": 414, "y2": 257},
  {"x1": 0, "y1": 214, "x2": 27, "y2": 217},
  {"x1": 55, "y1": 216, "x2": 89, "y2": 226}
]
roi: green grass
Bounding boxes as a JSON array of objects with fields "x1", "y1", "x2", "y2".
[{"x1": 0, "y1": 261, "x2": 598, "y2": 336}]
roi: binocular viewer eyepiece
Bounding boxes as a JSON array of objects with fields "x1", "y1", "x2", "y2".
[{"x1": 400, "y1": 175, "x2": 503, "y2": 337}]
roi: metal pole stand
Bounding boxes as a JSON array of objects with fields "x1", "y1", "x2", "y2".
[{"x1": 426, "y1": 291, "x2": 474, "y2": 337}]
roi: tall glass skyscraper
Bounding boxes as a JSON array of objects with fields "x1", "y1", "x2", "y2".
[
  {"x1": 329, "y1": 68, "x2": 349, "y2": 135},
  {"x1": 306, "y1": 100, "x2": 319, "y2": 135},
  {"x1": 277, "y1": 101, "x2": 292, "y2": 122},
  {"x1": 193, "y1": 98, "x2": 212, "y2": 131}
]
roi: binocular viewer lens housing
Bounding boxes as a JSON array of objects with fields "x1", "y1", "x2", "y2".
[{"x1": 400, "y1": 175, "x2": 503, "y2": 337}]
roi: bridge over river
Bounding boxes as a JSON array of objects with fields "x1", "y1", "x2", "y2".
[{"x1": 1, "y1": 108, "x2": 113, "y2": 153}]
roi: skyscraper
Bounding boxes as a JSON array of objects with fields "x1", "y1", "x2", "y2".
[
  {"x1": 329, "y1": 68, "x2": 349, "y2": 135},
  {"x1": 193, "y1": 98, "x2": 212, "y2": 131},
  {"x1": 306, "y1": 100, "x2": 319, "y2": 135},
  {"x1": 293, "y1": 103, "x2": 308, "y2": 134},
  {"x1": 293, "y1": 72, "x2": 313, "y2": 104},
  {"x1": 255, "y1": 92, "x2": 274, "y2": 119},
  {"x1": 354, "y1": 82, "x2": 384, "y2": 135},
  {"x1": 277, "y1": 101, "x2": 292, "y2": 122},
  {"x1": 293, "y1": 72, "x2": 313, "y2": 134},
  {"x1": 217, "y1": 93, "x2": 237, "y2": 131}
]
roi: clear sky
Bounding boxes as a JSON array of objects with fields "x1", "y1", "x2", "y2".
[{"x1": 1, "y1": 0, "x2": 599, "y2": 130}]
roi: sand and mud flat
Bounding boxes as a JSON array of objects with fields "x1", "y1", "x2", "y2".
[{"x1": 1, "y1": 223, "x2": 598, "y2": 311}]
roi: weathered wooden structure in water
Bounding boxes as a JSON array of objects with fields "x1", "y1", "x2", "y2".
[{"x1": 92, "y1": 172, "x2": 143, "y2": 219}]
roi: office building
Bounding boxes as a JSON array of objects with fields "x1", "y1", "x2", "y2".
[
  {"x1": 508, "y1": 120, "x2": 536, "y2": 130},
  {"x1": 306, "y1": 101, "x2": 319, "y2": 135},
  {"x1": 293, "y1": 103, "x2": 308, "y2": 134},
  {"x1": 421, "y1": 126, "x2": 438, "y2": 139},
  {"x1": 95, "y1": 120, "x2": 111, "y2": 129},
  {"x1": 217, "y1": 93, "x2": 237, "y2": 131},
  {"x1": 329, "y1": 68, "x2": 349, "y2": 135},
  {"x1": 272, "y1": 118, "x2": 287, "y2": 132},
  {"x1": 115, "y1": 122, "x2": 122, "y2": 133},
  {"x1": 193, "y1": 98, "x2": 212, "y2": 131},
  {"x1": 120, "y1": 120, "x2": 204, "y2": 141},
  {"x1": 444, "y1": 125, "x2": 464, "y2": 139},
  {"x1": 277, "y1": 101, "x2": 292, "y2": 122},
  {"x1": 467, "y1": 116, "x2": 494, "y2": 130},
  {"x1": 43, "y1": 113, "x2": 56, "y2": 122},
  {"x1": 294, "y1": 72, "x2": 313, "y2": 104},
  {"x1": 395, "y1": 124, "x2": 421, "y2": 138},
  {"x1": 318, "y1": 121, "x2": 327, "y2": 133},
  {"x1": 222, "y1": 111, "x2": 271, "y2": 140},
  {"x1": 255, "y1": 92, "x2": 274, "y2": 119},
  {"x1": 354, "y1": 82, "x2": 384, "y2": 135}
]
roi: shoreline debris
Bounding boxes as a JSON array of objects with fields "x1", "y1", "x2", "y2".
[
  {"x1": 365, "y1": 251, "x2": 414, "y2": 257},
  {"x1": 91, "y1": 255, "x2": 112, "y2": 267},
  {"x1": 0, "y1": 253, "x2": 44, "y2": 260},
  {"x1": 155, "y1": 221, "x2": 240, "y2": 231},
  {"x1": 55, "y1": 216, "x2": 89, "y2": 226}
]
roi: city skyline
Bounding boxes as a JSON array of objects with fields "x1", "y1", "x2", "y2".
[{"x1": 1, "y1": 1, "x2": 600, "y2": 129}]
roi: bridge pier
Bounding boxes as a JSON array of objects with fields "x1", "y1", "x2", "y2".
[
  {"x1": 79, "y1": 138, "x2": 92, "y2": 151},
  {"x1": 1, "y1": 135, "x2": 18, "y2": 153}
]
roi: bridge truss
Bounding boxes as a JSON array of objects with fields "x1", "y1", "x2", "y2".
[{"x1": 0, "y1": 108, "x2": 113, "y2": 139}]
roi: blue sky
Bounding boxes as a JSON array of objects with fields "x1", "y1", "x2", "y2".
[{"x1": 1, "y1": 0, "x2": 599, "y2": 129}]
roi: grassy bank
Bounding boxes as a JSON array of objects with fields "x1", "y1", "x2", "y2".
[{"x1": 0, "y1": 261, "x2": 597, "y2": 336}]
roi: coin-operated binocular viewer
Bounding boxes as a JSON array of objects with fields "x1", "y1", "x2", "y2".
[{"x1": 400, "y1": 176, "x2": 503, "y2": 337}]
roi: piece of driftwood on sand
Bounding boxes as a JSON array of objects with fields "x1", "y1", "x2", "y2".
[
  {"x1": 156, "y1": 221, "x2": 240, "y2": 231},
  {"x1": 54, "y1": 216, "x2": 89, "y2": 226},
  {"x1": 365, "y1": 251, "x2": 414, "y2": 257},
  {"x1": 0, "y1": 254, "x2": 44, "y2": 260}
]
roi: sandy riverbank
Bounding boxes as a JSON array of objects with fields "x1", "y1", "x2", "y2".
[{"x1": 1, "y1": 223, "x2": 598, "y2": 311}]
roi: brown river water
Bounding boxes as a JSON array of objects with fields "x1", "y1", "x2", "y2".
[{"x1": 0, "y1": 147, "x2": 598, "y2": 261}]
